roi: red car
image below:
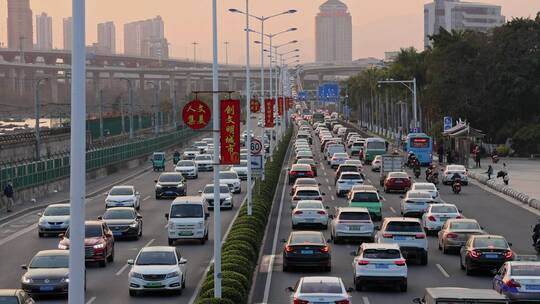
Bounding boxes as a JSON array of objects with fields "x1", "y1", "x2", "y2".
[
  {"x1": 384, "y1": 172, "x2": 412, "y2": 193},
  {"x1": 288, "y1": 164, "x2": 314, "y2": 185},
  {"x1": 296, "y1": 158, "x2": 318, "y2": 176},
  {"x1": 58, "y1": 220, "x2": 115, "y2": 267}
]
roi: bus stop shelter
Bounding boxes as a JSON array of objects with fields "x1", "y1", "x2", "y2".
[{"x1": 442, "y1": 120, "x2": 485, "y2": 168}]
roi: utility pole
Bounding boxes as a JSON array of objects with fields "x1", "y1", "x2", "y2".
[
  {"x1": 99, "y1": 89, "x2": 104, "y2": 139},
  {"x1": 224, "y1": 41, "x2": 230, "y2": 65},
  {"x1": 34, "y1": 77, "x2": 48, "y2": 159},
  {"x1": 192, "y1": 42, "x2": 199, "y2": 68}
]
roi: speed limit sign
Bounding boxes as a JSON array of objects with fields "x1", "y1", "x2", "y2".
[{"x1": 250, "y1": 139, "x2": 263, "y2": 155}]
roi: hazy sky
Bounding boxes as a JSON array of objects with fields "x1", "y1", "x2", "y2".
[{"x1": 1, "y1": 0, "x2": 539, "y2": 64}]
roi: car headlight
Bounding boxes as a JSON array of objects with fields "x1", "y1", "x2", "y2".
[
  {"x1": 130, "y1": 272, "x2": 143, "y2": 279},
  {"x1": 165, "y1": 271, "x2": 180, "y2": 279},
  {"x1": 61, "y1": 277, "x2": 69, "y2": 283},
  {"x1": 22, "y1": 276, "x2": 32, "y2": 284},
  {"x1": 93, "y1": 243, "x2": 105, "y2": 249},
  {"x1": 225, "y1": 197, "x2": 232, "y2": 202},
  {"x1": 155, "y1": 184, "x2": 162, "y2": 188},
  {"x1": 197, "y1": 222, "x2": 204, "y2": 229},
  {"x1": 58, "y1": 244, "x2": 68, "y2": 250},
  {"x1": 176, "y1": 183, "x2": 184, "y2": 188},
  {"x1": 130, "y1": 222, "x2": 138, "y2": 228},
  {"x1": 38, "y1": 217, "x2": 46, "y2": 224}
]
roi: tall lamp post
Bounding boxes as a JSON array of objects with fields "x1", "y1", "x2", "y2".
[
  {"x1": 121, "y1": 78, "x2": 135, "y2": 139},
  {"x1": 147, "y1": 81, "x2": 160, "y2": 135},
  {"x1": 377, "y1": 78, "x2": 418, "y2": 131},
  {"x1": 34, "y1": 77, "x2": 49, "y2": 159},
  {"x1": 192, "y1": 41, "x2": 199, "y2": 68}
]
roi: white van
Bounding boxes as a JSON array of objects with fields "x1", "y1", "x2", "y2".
[{"x1": 166, "y1": 196, "x2": 209, "y2": 245}]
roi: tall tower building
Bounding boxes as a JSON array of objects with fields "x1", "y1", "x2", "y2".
[
  {"x1": 97, "y1": 21, "x2": 116, "y2": 54},
  {"x1": 424, "y1": 0, "x2": 505, "y2": 48},
  {"x1": 124, "y1": 16, "x2": 168, "y2": 58},
  {"x1": 36, "y1": 12, "x2": 53, "y2": 50},
  {"x1": 315, "y1": 0, "x2": 352, "y2": 63},
  {"x1": 7, "y1": 0, "x2": 33, "y2": 50},
  {"x1": 63, "y1": 17, "x2": 73, "y2": 51}
]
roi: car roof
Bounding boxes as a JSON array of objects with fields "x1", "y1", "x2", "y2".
[
  {"x1": 301, "y1": 276, "x2": 342, "y2": 284},
  {"x1": 296, "y1": 186, "x2": 320, "y2": 191},
  {"x1": 160, "y1": 172, "x2": 182, "y2": 176},
  {"x1": 140, "y1": 246, "x2": 176, "y2": 253},
  {"x1": 446, "y1": 218, "x2": 478, "y2": 224},
  {"x1": 351, "y1": 185, "x2": 377, "y2": 191},
  {"x1": 471, "y1": 234, "x2": 505, "y2": 240},
  {"x1": 105, "y1": 207, "x2": 136, "y2": 211},
  {"x1": 429, "y1": 203, "x2": 457, "y2": 208},
  {"x1": 425, "y1": 288, "x2": 507, "y2": 300},
  {"x1": 0, "y1": 289, "x2": 18, "y2": 296},
  {"x1": 112, "y1": 185, "x2": 134, "y2": 189},
  {"x1": 35, "y1": 249, "x2": 70, "y2": 257},
  {"x1": 204, "y1": 183, "x2": 228, "y2": 188},
  {"x1": 406, "y1": 190, "x2": 432, "y2": 196},
  {"x1": 362, "y1": 243, "x2": 400, "y2": 250},
  {"x1": 295, "y1": 178, "x2": 317, "y2": 183},
  {"x1": 340, "y1": 171, "x2": 361, "y2": 176},
  {"x1": 47, "y1": 203, "x2": 70, "y2": 208},
  {"x1": 337, "y1": 207, "x2": 369, "y2": 213},
  {"x1": 85, "y1": 220, "x2": 104, "y2": 226},
  {"x1": 383, "y1": 217, "x2": 422, "y2": 223},
  {"x1": 171, "y1": 196, "x2": 205, "y2": 205},
  {"x1": 292, "y1": 164, "x2": 312, "y2": 169},
  {"x1": 413, "y1": 182, "x2": 436, "y2": 188},
  {"x1": 297, "y1": 200, "x2": 324, "y2": 205}
]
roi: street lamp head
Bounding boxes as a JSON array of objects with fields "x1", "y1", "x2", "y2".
[
  {"x1": 288, "y1": 28, "x2": 298, "y2": 32},
  {"x1": 254, "y1": 40, "x2": 262, "y2": 44},
  {"x1": 229, "y1": 8, "x2": 241, "y2": 13},
  {"x1": 286, "y1": 9, "x2": 298, "y2": 14},
  {"x1": 290, "y1": 40, "x2": 298, "y2": 44}
]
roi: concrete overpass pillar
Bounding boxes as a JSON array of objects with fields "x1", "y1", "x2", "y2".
[
  {"x1": 8, "y1": 68, "x2": 17, "y2": 93},
  {"x1": 50, "y1": 74, "x2": 59, "y2": 104},
  {"x1": 185, "y1": 73, "x2": 192, "y2": 97},
  {"x1": 138, "y1": 73, "x2": 145, "y2": 111},
  {"x1": 228, "y1": 72, "x2": 234, "y2": 92},
  {"x1": 317, "y1": 73, "x2": 324, "y2": 88}
]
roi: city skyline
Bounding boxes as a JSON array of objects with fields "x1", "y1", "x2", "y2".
[{"x1": 0, "y1": 0, "x2": 538, "y2": 63}]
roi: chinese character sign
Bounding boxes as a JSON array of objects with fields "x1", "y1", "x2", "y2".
[
  {"x1": 250, "y1": 99, "x2": 261, "y2": 113},
  {"x1": 182, "y1": 100, "x2": 211, "y2": 130},
  {"x1": 264, "y1": 99, "x2": 275, "y2": 128},
  {"x1": 278, "y1": 97, "x2": 284, "y2": 117},
  {"x1": 220, "y1": 99, "x2": 241, "y2": 165}
]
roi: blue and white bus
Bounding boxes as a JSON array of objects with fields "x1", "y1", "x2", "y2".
[{"x1": 406, "y1": 133, "x2": 433, "y2": 166}]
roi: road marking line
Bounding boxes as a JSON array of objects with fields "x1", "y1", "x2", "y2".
[
  {"x1": 362, "y1": 296, "x2": 371, "y2": 304},
  {"x1": 327, "y1": 186, "x2": 332, "y2": 191},
  {"x1": 115, "y1": 263, "x2": 129, "y2": 276},
  {"x1": 436, "y1": 263, "x2": 450, "y2": 278},
  {"x1": 144, "y1": 238, "x2": 155, "y2": 247},
  {"x1": 390, "y1": 206, "x2": 397, "y2": 214},
  {"x1": 325, "y1": 178, "x2": 330, "y2": 183},
  {"x1": 143, "y1": 196, "x2": 150, "y2": 201},
  {"x1": 86, "y1": 297, "x2": 97, "y2": 304},
  {"x1": 331, "y1": 195, "x2": 335, "y2": 200},
  {"x1": 0, "y1": 224, "x2": 36, "y2": 246},
  {"x1": 323, "y1": 171, "x2": 327, "y2": 176}
]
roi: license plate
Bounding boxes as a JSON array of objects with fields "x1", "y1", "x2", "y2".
[
  {"x1": 297, "y1": 173, "x2": 305, "y2": 176},
  {"x1": 394, "y1": 236, "x2": 412, "y2": 240},
  {"x1": 178, "y1": 231, "x2": 193, "y2": 236},
  {"x1": 375, "y1": 264, "x2": 389, "y2": 269},
  {"x1": 304, "y1": 219, "x2": 314, "y2": 222},
  {"x1": 395, "y1": 180, "x2": 403, "y2": 183},
  {"x1": 146, "y1": 282, "x2": 162, "y2": 288},
  {"x1": 526, "y1": 285, "x2": 540, "y2": 290},
  {"x1": 439, "y1": 217, "x2": 449, "y2": 222},
  {"x1": 301, "y1": 250, "x2": 314, "y2": 254},
  {"x1": 347, "y1": 181, "x2": 355, "y2": 185},
  {"x1": 40, "y1": 286, "x2": 54, "y2": 291},
  {"x1": 113, "y1": 231, "x2": 122, "y2": 236},
  {"x1": 485, "y1": 254, "x2": 499, "y2": 259},
  {"x1": 349, "y1": 225, "x2": 363, "y2": 231}
]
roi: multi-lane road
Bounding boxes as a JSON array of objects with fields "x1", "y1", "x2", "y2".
[
  {"x1": 251, "y1": 124, "x2": 538, "y2": 304},
  {"x1": 0, "y1": 118, "x2": 267, "y2": 304}
]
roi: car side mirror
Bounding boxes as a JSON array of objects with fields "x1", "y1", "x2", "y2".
[
  {"x1": 165, "y1": 213, "x2": 169, "y2": 220},
  {"x1": 178, "y1": 258, "x2": 188, "y2": 265},
  {"x1": 322, "y1": 193, "x2": 326, "y2": 196},
  {"x1": 97, "y1": 216, "x2": 103, "y2": 220},
  {"x1": 400, "y1": 195, "x2": 404, "y2": 199},
  {"x1": 137, "y1": 215, "x2": 143, "y2": 219},
  {"x1": 290, "y1": 205, "x2": 295, "y2": 210},
  {"x1": 103, "y1": 192, "x2": 108, "y2": 196},
  {"x1": 37, "y1": 212, "x2": 42, "y2": 217},
  {"x1": 286, "y1": 286, "x2": 294, "y2": 292},
  {"x1": 346, "y1": 287, "x2": 354, "y2": 293},
  {"x1": 508, "y1": 242, "x2": 513, "y2": 247},
  {"x1": 325, "y1": 206, "x2": 329, "y2": 209},
  {"x1": 413, "y1": 298, "x2": 423, "y2": 304},
  {"x1": 481, "y1": 226, "x2": 485, "y2": 230},
  {"x1": 318, "y1": 183, "x2": 322, "y2": 186},
  {"x1": 59, "y1": 233, "x2": 65, "y2": 238},
  {"x1": 326, "y1": 239, "x2": 332, "y2": 243},
  {"x1": 458, "y1": 209, "x2": 463, "y2": 213},
  {"x1": 127, "y1": 259, "x2": 134, "y2": 265},
  {"x1": 21, "y1": 264, "x2": 28, "y2": 270},
  {"x1": 198, "y1": 190, "x2": 203, "y2": 194},
  {"x1": 136, "y1": 192, "x2": 140, "y2": 195}
]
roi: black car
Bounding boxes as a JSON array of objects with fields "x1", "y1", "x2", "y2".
[
  {"x1": 0, "y1": 289, "x2": 34, "y2": 303},
  {"x1": 460, "y1": 234, "x2": 514, "y2": 275},
  {"x1": 155, "y1": 172, "x2": 187, "y2": 199},
  {"x1": 98, "y1": 207, "x2": 142, "y2": 240},
  {"x1": 21, "y1": 250, "x2": 74, "y2": 296},
  {"x1": 282, "y1": 231, "x2": 331, "y2": 272}
]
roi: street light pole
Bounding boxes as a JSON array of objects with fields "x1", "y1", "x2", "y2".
[
  {"x1": 121, "y1": 78, "x2": 134, "y2": 139},
  {"x1": 147, "y1": 82, "x2": 159, "y2": 135},
  {"x1": 192, "y1": 41, "x2": 199, "y2": 68},
  {"x1": 244, "y1": 0, "x2": 253, "y2": 216},
  {"x1": 34, "y1": 77, "x2": 48, "y2": 159},
  {"x1": 377, "y1": 78, "x2": 418, "y2": 131}
]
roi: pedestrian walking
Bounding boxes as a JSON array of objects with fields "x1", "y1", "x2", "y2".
[
  {"x1": 3, "y1": 182, "x2": 14, "y2": 212},
  {"x1": 438, "y1": 144, "x2": 444, "y2": 164},
  {"x1": 486, "y1": 165, "x2": 493, "y2": 180},
  {"x1": 474, "y1": 145, "x2": 481, "y2": 168}
]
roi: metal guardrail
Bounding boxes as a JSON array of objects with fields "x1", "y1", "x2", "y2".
[{"x1": 0, "y1": 125, "x2": 206, "y2": 192}]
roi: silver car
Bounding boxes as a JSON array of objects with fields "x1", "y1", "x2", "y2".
[
  {"x1": 38, "y1": 203, "x2": 70, "y2": 237},
  {"x1": 400, "y1": 190, "x2": 434, "y2": 217},
  {"x1": 200, "y1": 184, "x2": 233, "y2": 209},
  {"x1": 493, "y1": 261, "x2": 540, "y2": 302},
  {"x1": 287, "y1": 276, "x2": 352, "y2": 304},
  {"x1": 438, "y1": 218, "x2": 485, "y2": 253}
]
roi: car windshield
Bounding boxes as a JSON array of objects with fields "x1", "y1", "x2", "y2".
[
  {"x1": 170, "y1": 204, "x2": 203, "y2": 218},
  {"x1": 290, "y1": 233, "x2": 324, "y2": 244},
  {"x1": 414, "y1": 184, "x2": 436, "y2": 191},
  {"x1": 386, "y1": 222, "x2": 423, "y2": 232},
  {"x1": 473, "y1": 237, "x2": 508, "y2": 248},
  {"x1": 109, "y1": 187, "x2": 133, "y2": 196},
  {"x1": 511, "y1": 265, "x2": 540, "y2": 276},
  {"x1": 296, "y1": 190, "x2": 320, "y2": 197},
  {"x1": 159, "y1": 174, "x2": 183, "y2": 183},
  {"x1": 30, "y1": 255, "x2": 69, "y2": 268},
  {"x1": 0, "y1": 297, "x2": 19, "y2": 304},
  {"x1": 103, "y1": 209, "x2": 135, "y2": 220},
  {"x1": 300, "y1": 281, "x2": 342, "y2": 294},
  {"x1": 66, "y1": 225, "x2": 102, "y2": 238},
  {"x1": 297, "y1": 202, "x2": 322, "y2": 209},
  {"x1": 204, "y1": 186, "x2": 229, "y2": 194},
  {"x1": 351, "y1": 192, "x2": 379, "y2": 202},
  {"x1": 153, "y1": 154, "x2": 164, "y2": 160},
  {"x1": 43, "y1": 206, "x2": 70, "y2": 216},
  {"x1": 407, "y1": 192, "x2": 432, "y2": 199},
  {"x1": 177, "y1": 161, "x2": 194, "y2": 166},
  {"x1": 136, "y1": 251, "x2": 176, "y2": 265},
  {"x1": 363, "y1": 249, "x2": 401, "y2": 259},
  {"x1": 341, "y1": 173, "x2": 361, "y2": 180},
  {"x1": 431, "y1": 206, "x2": 458, "y2": 213},
  {"x1": 220, "y1": 172, "x2": 238, "y2": 179},
  {"x1": 339, "y1": 212, "x2": 370, "y2": 221},
  {"x1": 450, "y1": 222, "x2": 480, "y2": 230}
]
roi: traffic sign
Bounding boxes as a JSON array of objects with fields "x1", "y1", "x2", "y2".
[
  {"x1": 250, "y1": 139, "x2": 263, "y2": 155},
  {"x1": 250, "y1": 155, "x2": 264, "y2": 177},
  {"x1": 443, "y1": 116, "x2": 453, "y2": 131}
]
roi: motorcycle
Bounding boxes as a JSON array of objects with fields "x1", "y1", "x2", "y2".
[
  {"x1": 492, "y1": 154, "x2": 500, "y2": 164},
  {"x1": 413, "y1": 166, "x2": 421, "y2": 179},
  {"x1": 428, "y1": 172, "x2": 440, "y2": 185},
  {"x1": 173, "y1": 153, "x2": 181, "y2": 165},
  {"x1": 452, "y1": 180, "x2": 462, "y2": 194},
  {"x1": 425, "y1": 168, "x2": 433, "y2": 181}
]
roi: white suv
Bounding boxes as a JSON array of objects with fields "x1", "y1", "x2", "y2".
[
  {"x1": 351, "y1": 243, "x2": 408, "y2": 292},
  {"x1": 175, "y1": 160, "x2": 198, "y2": 179},
  {"x1": 330, "y1": 207, "x2": 374, "y2": 243},
  {"x1": 374, "y1": 217, "x2": 428, "y2": 265},
  {"x1": 201, "y1": 184, "x2": 234, "y2": 210},
  {"x1": 219, "y1": 171, "x2": 242, "y2": 194},
  {"x1": 336, "y1": 172, "x2": 364, "y2": 197}
]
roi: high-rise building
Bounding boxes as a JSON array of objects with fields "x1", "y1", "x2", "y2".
[
  {"x1": 36, "y1": 12, "x2": 53, "y2": 50},
  {"x1": 97, "y1": 21, "x2": 116, "y2": 54},
  {"x1": 124, "y1": 16, "x2": 168, "y2": 58},
  {"x1": 424, "y1": 0, "x2": 505, "y2": 48},
  {"x1": 7, "y1": 0, "x2": 33, "y2": 50},
  {"x1": 315, "y1": 0, "x2": 352, "y2": 63},
  {"x1": 63, "y1": 17, "x2": 73, "y2": 50}
]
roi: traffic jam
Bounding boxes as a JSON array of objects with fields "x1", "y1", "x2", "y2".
[{"x1": 274, "y1": 109, "x2": 540, "y2": 304}]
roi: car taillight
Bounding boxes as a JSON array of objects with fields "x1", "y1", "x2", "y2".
[
  {"x1": 357, "y1": 259, "x2": 369, "y2": 265},
  {"x1": 428, "y1": 215, "x2": 436, "y2": 221},
  {"x1": 415, "y1": 234, "x2": 426, "y2": 239},
  {"x1": 470, "y1": 250, "x2": 480, "y2": 258},
  {"x1": 307, "y1": 171, "x2": 314, "y2": 177},
  {"x1": 505, "y1": 250, "x2": 514, "y2": 259},
  {"x1": 320, "y1": 246, "x2": 330, "y2": 253},
  {"x1": 290, "y1": 171, "x2": 297, "y2": 176},
  {"x1": 446, "y1": 233, "x2": 458, "y2": 238},
  {"x1": 394, "y1": 260, "x2": 406, "y2": 266},
  {"x1": 505, "y1": 279, "x2": 521, "y2": 288},
  {"x1": 294, "y1": 210, "x2": 303, "y2": 215},
  {"x1": 455, "y1": 216, "x2": 462, "y2": 219},
  {"x1": 285, "y1": 245, "x2": 295, "y2": 253},
  {"x1": 317, "y1": 211, "x2": 326, "y2": 215},
  {"x1": 293, "y1": 298, "x2": 309, "y2": 304},
  {"x1": 335, "y1": 300, "x2": 350, "y2": 304},
  {"x1": 383, "y1": 233, "x2": 393, "y2": 238}
]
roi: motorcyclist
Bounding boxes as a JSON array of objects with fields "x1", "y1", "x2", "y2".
[
  {"x1": 413, "y1": 160, "x2": 421, "y2": 178},
  {"x1": 452, "y1": 173, "x2": 462, "y2": 192},
  {"x1": 173, "y1": 150, "x2": 181, "y2": 163},
  {"x1": 533, "y1": 219, "x2": 540, "y2": 245},
  {"x1": 407, "y1": 152, "x2": 416, "y2": 167},
  {"x1": 426, "y1": 164, "x2": 436, "y2": 179}
]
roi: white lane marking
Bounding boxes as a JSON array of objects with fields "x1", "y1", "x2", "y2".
[
  {"x1": 362, "y1": 296, "x2": 371, "y2": 304},
  {"x1": 262, "y1": 158, "x2": 290, "y2": 303},
  {"x1": 390, "y1": 206, "x2": 397, "y2": 214},
  {"x1": 144, "y1": 238, "x2": 155, "y2": 248},
  {"x1": 330, "y1": 195, "x2": 335, "y2": 200},
  {"x1": 0, "y1": 224, "x2": 36, "y2": 246},
  {"x1": 327, "y1": 186, "x2": 332, "y2": 191},
  {"x1": 436, "y1": 263, "x2": 450, "y2": 278},
  {"x1": 325, "y1": 178, "x2": 330, "y2": 183},
  {"x1": 86, "y1": 297, "x2": 97, "y2": 304},
  {"x1": 143, "y1": 196, "x2": 150, "y2": 201},
  {"x1": 115, "y1": 263, "x2": 129, "y2": 276},
  {"x1": 323, "y1": 171, "x2": 327, "y2": 176}
]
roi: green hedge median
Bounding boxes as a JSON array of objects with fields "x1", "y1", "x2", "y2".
[{"x1": 197, "y1": 127, "x2": 293, "y2": 304}]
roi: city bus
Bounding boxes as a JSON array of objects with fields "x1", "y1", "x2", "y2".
[
  {"x1": 364, "y1": 137, "x2": 387, "y2": 163},
  {"x1": 406, "y1": 133, "x2": 433, "y2": 166}
]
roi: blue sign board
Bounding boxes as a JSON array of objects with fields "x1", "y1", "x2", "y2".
[
  {"x1": 443, "y1": 116, "x2": 453, "y2": 131},
  {"x1": 298, "y1": 91, "x2": 308, "y2": 101},
  {"x1": 318, "y1": 83, "x2": 340, "y2": 103}
]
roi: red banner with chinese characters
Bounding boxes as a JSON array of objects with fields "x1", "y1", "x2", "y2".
[
  {"x1": 264, "y1": 99, "x2": 275, "y2": 128},
  {"x1": 250, "y1": 99, "x2": 261, "y2": 113},
  {"x1": 182, "y1": 99, "x2": 211, "y2": 130},
  {"x1": 220, "y1": 99, "x2": 241, "y2": 165},
  {"x1": 278, "y1": 97, "x2": 284, "y2": 117}
]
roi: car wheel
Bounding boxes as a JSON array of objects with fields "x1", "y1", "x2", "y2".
[
  {"x1": 99, "y1": 259, "x2": 107, "y2": 267},
  {"x1": 129, "y1": 290, "x2": 137, "y2": 297},
  {"x1": 438, "y1": 240, "x2": 442, "y2": 250},
  {"x1": 136, "y1": 204, "x2": 140, "y2": 211},
  {"x1": 292, "y1": 223, "x2": 297, "y2": 230},
  {"x1": 322, "y1": 224, "x2": 328, "y2": 230},
  {"x1": 400, "y1": 280, "x2": 408, "y2": 292},
  {"x1": 107, "y1": 248, "x2": 114, "y2": 262},
  {"x1": 442, "y1": 245, "x2": 449, "y2": 254},
  {"x1": 182, "y1": 275, "x2": 186, "y2": 289},
  {"x1": 205, "y1": 230, "x2": 209, "y2": 240},
  {"x1": 168, "y1": 238, "x2": 174, "y2": 246},
  {"x1": 138, "y1": 225, "x2": 143, "y2": 237},
  {"x1": 420, "y1": 251, "x2": 428, "y2": 265},
  {"x1": 282, "y1": 262, "x2": 289, "y2": 272},
  {"x1": 200, "y1": 237, "x2": 206, "y2": 245},
  {"x1": 465, "y1": 262, "x2": 473, "y2": 276},
  {"x1": 354, "y1": 278, "x2": 363, "y2": 291},
  {"x1": 460, "y1": 256, "x2": 465, "y2": 270},
  {"x1": 176, "y1": 288, "x2": 183, "y2": 295},
  {"x1": 38, "y1": 232, "x2": 45, "y2": 238}
]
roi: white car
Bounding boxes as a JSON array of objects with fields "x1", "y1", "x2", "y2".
[
  {"x1": 127, "y1": 246, "x2": 187, "y2": 296},
  {"x1": 330, "y1": 152, "x2": 349, "y2": 169},
  {"x1": 182, "y1": 147, "x2": 200, "y2": 160},
  {"x1": 352, "y1": 243, "x2": 408, "y2": 292},
  {"x1": 371, "y1": 155, "x2": 382, "y2": 171},
  {"x1": 422, "y1": 203, "x2": 462, "y2": 233},
  {"x1": 192, "y1": 141, "x2": 208, "y2": 154},
  {"x1": 231, "y1": 160, "x2": 248, "y2": 180},
  {"x1": 295, "y1": 150, "x2": 314, "y2": 161},
  {"x1": 287, "y1": 276, "x2": 352, "y2": 304},
  {"x1": 411, "y1": 182, "x2": 439, "y2": 201},
  {"x1": 194, "y1": 154, "x2": 213, "y2": 171},
  {"x1": 105, "y1": 186, "x2": 140, "y2": 210},
  {"x1": 374, "y1": 217, "x2": 428, "y2": 265},
  {"x1": 201, "y1": 137, "x2": 213, "y2": 145},
  {"x1": 201, "y1": 184, "x2": 233, "y2": 209},
  {"x1": 331, "y1": 207, "x2": 374, "y2": 243},
  {"x1": 344, "y1": 159, "x2": 363, "y2": 171},
  {"x1": 175, "y1": 160, "x2": 198, "y2": 179},
  {"x1": 442, "y1": 164, "x2": 469, "y2": 185},
  {"x1": 219, "y1": 171, "x2": 242, "y2": 194},
  {"x1": 38, "y1": 203, "x2": 70, "y2": 237},
  {"x1": 336, "y1": 172, "x2": 364, "y2": 197},
  {"x1": 400, "y1": 190, "x2": 435, "y2": 217},
  {"x1": 291, "y1": 200, "x2": 329, "y2": 229}
]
